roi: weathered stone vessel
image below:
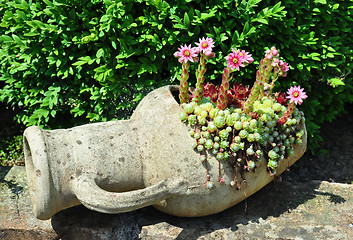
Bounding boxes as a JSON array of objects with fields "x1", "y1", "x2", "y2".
[{"x1": 23, "y1": 85, "x2": 307, "y2": 220}]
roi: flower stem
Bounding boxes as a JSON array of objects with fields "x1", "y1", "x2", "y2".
[
  {"x1": 217, "y1": 67, "x2": 231, "y2": 110},
  {"x1": 179, "y1": 62, "x2": 190, "y2": 104},
  {"x1": 278, "y1": 102, "x2": 295, "y2": 125},
  {"x1": 194, "y1": 54, "x2": 207, "y2": 103},
  {"x1": 242, "y1": 70, "x2": 262, "y2": 113},
  {"x1": 242, "y1": 59, "x2": 274, "y2": 113}
]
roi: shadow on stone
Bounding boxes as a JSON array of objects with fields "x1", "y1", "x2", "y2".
[
  {"x1": 49, "y1": 179, "x2": 347, "y2": 240},
  {"x1": 0, "y1": 166, "x2": 24, "y2": 216},
  {"x1": 0, "y1": 166, "x2": 12, "y2": 181}
]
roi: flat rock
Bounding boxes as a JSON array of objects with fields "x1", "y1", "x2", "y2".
[
  {"x1": 0, "y1": 166, "x2": 56, "y2": 239},
  {"x1": 1, "y1": 166, "x2": 352, "y2": 239}
]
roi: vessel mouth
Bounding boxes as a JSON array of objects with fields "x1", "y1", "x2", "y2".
[
  {"x1": 23, "y1": 126, "x2": 55, "y2": 220},
  {"x1": 169, "y1": 85, "x2": 180, "y2": 104}
]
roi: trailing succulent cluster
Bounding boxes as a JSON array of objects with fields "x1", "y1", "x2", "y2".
[
  {"x1": 179, "y1": 97, "x2": 305, "y2": 175},
  {"x1": 174, "y1": 37, "x2": 307, "y2": 188}
]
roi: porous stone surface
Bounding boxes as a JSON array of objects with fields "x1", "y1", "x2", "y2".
[
  {"x1": 23, "y1": 85, "x2": 307, "y2": 220},
  {"x1": 1, "y1": 166, "x2": 352, "y2": 239},
  {"x1": 0, "y1": 166, "x2": 56, "y2": 239}
]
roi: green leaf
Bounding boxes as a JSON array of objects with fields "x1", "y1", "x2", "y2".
[
  {"x1": 50, "y1": 110, "x2": 57, "y2": 117},
  {"x1": 26, "y1": 20, "x2": 45, "y2": 29},
  {"x1": 174, "y1": 23, "x2": 185, "y2": 29},
  {"x1": 314, "y1": 0, "x2": 327, "y2": 4},
  {"x1": 34, "y1": 109, "x2": 50, "y2": 118},
  {"x1": 43, "y1": 0, "x2": 54, "y2": 7},
  {"x1": 94, "y1": 65, "x2": 108, "y2": 73},
  {"x1": 24, "y1": 31, "x2": 40, "y2": 36},
  {"x1": 72, "y1": 60, "x2": 87, "y2": 66},
  {"x1": 255, "y1": 18, "x2": 268, "y2": 24},
  {"x1": 0, "y1": 35, "x2": 13, "y2": 43},
  {"x1": 183, "y1": 12, "x2": 190, "y2": 27},
  {"x1": 96, "y1": 48, "x2": 105, "y2": 58},
  {"x1": 243, "y1": 21, "x2": 250, "y2": 34},
  {"x1": 328, "y1": 78, "x2": 345, "y2": 88}
]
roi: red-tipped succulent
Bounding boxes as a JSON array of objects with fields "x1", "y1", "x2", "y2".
[
  {"x1": 203, "y1": 83, "x2": 219, "y2": 103},
  {"x1": 232, "y1": 83, "x2": 250, "y2": 100},
  {"x1": 275, "y1": 92, "x2": 289, "y2": 105}
]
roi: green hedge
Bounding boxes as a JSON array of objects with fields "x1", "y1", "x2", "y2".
[{"x1": 0, "y1": 0, "x2": 352, "y2": 153}]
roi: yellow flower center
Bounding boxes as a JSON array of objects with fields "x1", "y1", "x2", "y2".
[
  {"x1": 233, "y1": 58, "x2": 238, "y2": 64},
  {"x1": 202, "y1": 43, "x2": 208, "y2": 48},
  {"x1": 293, "y1": 91, "x2": 299, "y2": 97},
  {"x1": 184, "y1": 50, "x2": 190, "y2": 57}
]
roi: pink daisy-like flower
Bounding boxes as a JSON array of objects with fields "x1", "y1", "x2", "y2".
[
  {"x1": 174, "y1": 44, "x2": 198, "y2": 63},
  {"x1": 286, "y1": 85, "x2": 307, "y2": 105},
  {"x1": 238, "y1": 50, "x2": 254, "y2": 65},
  {"x1": 225, "y1": 48, "x2": 245, "y2": 71},
  {"x1": 195, "y1": 37, "x2": 214, "y2": 53}
]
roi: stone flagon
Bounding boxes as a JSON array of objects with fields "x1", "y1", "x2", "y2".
[{"x1": 23, "y1": 85, "x2": 307, "y2": 220}]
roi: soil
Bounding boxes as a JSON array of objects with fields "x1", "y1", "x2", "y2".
[{"x1": 283, "y1": 103, "x2": 353, "y2": 184}]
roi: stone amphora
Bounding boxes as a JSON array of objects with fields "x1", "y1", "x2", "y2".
[{"x1": 23, "y1": 85, "x2": 307, "y2": 220}]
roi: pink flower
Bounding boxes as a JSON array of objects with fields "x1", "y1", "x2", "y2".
[
  {"x1": 286, "y1": 86, "x2": 307, "y2": 105},
  {"x1": 238, "y1": 50, "x2": 254, "y2": 65},
  {"x1": 195, "y1": 37, "x2": 214, "y2": 53},
  {"x1": 192, "y1": 47, "x2": 200, "y2": 55},
  {"x1": 225, "y1": 49, "x2": 253, "y2": 71},
  {"x1": 226, "y1": 48, "x2": 244, "y2": 71},
  {"x1": 174, "y1": 44, "x2": 198, "y2": 63}
]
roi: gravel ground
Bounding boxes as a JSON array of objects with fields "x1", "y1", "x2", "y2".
[{"x1": 283, "y1": 103, "x2": 353, "y2": 184}]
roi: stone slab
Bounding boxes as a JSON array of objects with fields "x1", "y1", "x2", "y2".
[
  {"x1": 1, "y1": 166, "x2": 352, "y2": 239},
  {"x1": 0, "y1": 166, "x2": 56, "y2": 239}
]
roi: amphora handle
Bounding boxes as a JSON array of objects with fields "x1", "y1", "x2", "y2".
[{"x1": 70, "y1": 174, "x2": 188, "y2": 214}]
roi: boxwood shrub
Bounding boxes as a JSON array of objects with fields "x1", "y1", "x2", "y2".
[{"x1": 0, "y1": 0, "x2": 352, "y2": 153}]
